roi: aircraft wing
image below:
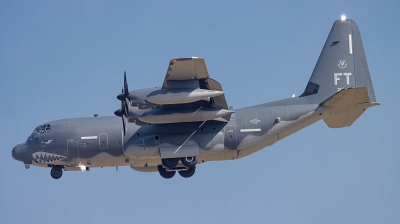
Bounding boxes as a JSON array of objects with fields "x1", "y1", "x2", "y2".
[
  {"x1": 123, "y1": 57, "x2": 232, "y2": 125},
  {"x1": 161, "y1": 57, "x2": 229, "y2": 111}
]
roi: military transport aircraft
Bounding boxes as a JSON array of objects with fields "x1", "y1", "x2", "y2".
[{"x1": 12, "y1": 17, "x2": 379, "y2": 179}]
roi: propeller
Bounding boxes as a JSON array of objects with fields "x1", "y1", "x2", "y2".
[{"x1": 114, "y1": 71, "x2": 130, "y2": 135}]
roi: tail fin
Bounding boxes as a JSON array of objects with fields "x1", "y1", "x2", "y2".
[{"x1": 300, "y1": 18, "x2": 376, "y2": 103}]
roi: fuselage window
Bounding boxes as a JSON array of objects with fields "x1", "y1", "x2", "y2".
[
  {"x1": 45, "y1": 124, "x2": 50, "y2": 133},
  {"x1": 227, "y1": 130, "x2": 234, "y2": 139}
]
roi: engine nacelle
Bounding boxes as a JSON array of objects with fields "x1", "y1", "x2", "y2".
[
  {"x1": 146, "y1": 88, "x2": 224, "y2": 105},
  {"x1": 129, "y1": 87, "x2": 160, "y2": 109}
]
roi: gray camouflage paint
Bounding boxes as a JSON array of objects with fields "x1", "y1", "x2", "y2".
[{"x1": 12, "y1": 19, "x2": 378, "y2": 174}]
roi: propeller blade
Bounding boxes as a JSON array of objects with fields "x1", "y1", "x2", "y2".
[
  {"x1": 124, "y1": 98, "x2": 129, "y2": 117},
  {"x1": 115, "y1": 73, "x2": 130, "y2": 136},
  {"x1": 115, "y1": 88, "x2": 126, "y2": 117},
  {"x1": 124, "y1": 71, "x2": 130, "y2": 100},
  {"x1": 122, "y1": 114, "x2": 127, "y2": 135}
]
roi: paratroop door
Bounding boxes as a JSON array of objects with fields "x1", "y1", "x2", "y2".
[{"x1": 224, "y1": 125, "x2": 237, "y2": 150}]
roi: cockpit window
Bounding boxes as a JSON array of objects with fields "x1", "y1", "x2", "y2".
[{"x1": 34, "y1": 124, "x2": 51, "y2": 134}]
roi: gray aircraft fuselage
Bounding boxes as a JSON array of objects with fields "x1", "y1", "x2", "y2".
[{"x1": 12, "y1": 101, "x2": 324, "y2": 171}]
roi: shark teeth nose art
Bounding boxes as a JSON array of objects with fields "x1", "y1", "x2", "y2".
[{"x1": 32, "y1": 152, "x2": 67, "y2": 163}]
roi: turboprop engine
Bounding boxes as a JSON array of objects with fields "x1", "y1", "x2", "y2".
[
  {"x1": 146, "y1": 88, "x2": 225, "y2": 105},
  {"x1": 115, "y1": 68, "x2": 232, "y2": 127},
  {"x1": 128, "y1": 87, "x2": 225, "y2": 108}
]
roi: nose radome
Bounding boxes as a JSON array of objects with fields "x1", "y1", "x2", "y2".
[
  {"x1": 12, "y1": 147, "x2": 17, "y2": 160},
  {"x1": 12, "y1": 143, "x2": 29, "y2": 162}
]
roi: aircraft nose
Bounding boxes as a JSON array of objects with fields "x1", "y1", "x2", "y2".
[
  {"x1": 12, "y1": 143, "x2": 29, "y2": 162},
  {"x1": 12, "y1": 147, "x2": 17, "y2": 159}
]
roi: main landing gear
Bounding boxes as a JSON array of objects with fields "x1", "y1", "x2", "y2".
[
  {"x1": 50, "y1": 166, "x2": 63, "y2": 179},
  {"x1": 159, "y1": 157, "x2": 197, "y2": 179}
]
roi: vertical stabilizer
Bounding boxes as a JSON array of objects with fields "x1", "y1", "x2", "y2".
[{"x1": 300, "y1": 18, "x2": 376, "y2": 103}]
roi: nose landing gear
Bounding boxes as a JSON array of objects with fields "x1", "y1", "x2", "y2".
[{"x1": 50, "y1": 166, "x2": 63, "y2": 179}]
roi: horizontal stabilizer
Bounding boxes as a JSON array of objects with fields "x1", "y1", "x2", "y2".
[{"x1": 322, "y1": 87, "x2": 380, "y2": 128}]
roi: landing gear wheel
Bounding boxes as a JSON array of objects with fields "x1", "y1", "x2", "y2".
[
  {"x1": 50, "y1": 166, "x2": 63, "y2": 179},
  {"x1": 162, "y1": 158, "x2": 179, "y2": 168},
  {"x1": 178, "y1": 166, "x2": 196, "y2": 178},
  {"x1": 181, "y1": 156, "x2": 198, "y2": 167},
  {"x1": 158, "y1": 165, "x2": 176, "y2": 179}
]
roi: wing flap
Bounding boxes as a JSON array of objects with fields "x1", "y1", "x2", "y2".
[{"x1": 207, "y1": 78, "x2": 228, "y2": 110}]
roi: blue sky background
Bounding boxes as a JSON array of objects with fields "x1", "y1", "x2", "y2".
[{"x1": 1, "y1": 1, "x2": 399, "y2": 223}]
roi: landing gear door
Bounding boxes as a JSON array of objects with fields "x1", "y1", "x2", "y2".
[{"x1": 224, "y1": 125, "x2": 237, "y2": 150}]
